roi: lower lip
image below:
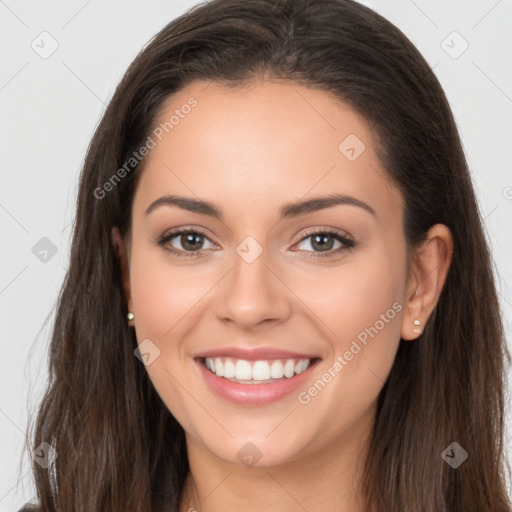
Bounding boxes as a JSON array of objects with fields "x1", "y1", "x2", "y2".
[{"x1": 195, "y1": 358, "x2": 321, "y2": 406}]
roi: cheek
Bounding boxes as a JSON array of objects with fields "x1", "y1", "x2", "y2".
[
  {"x1": 293, "y1": 248, "x2": 405, "y2": 352},
  {"x1": 129, "y1": 244, "x2": 215, "y2": 341},
  {"x1": 127, "y1": 245, "x2": 215, "y2": 431},
  {"x1": 294, "y1": 246, "x2": 406, "y2": 425},
  {"x1": 330, "y1": 264, "x2": 402, "y2": 342}
]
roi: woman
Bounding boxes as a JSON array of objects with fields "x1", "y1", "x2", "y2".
[{"x1": 19, "y1": 0, "x2": 512, "y2": 510}]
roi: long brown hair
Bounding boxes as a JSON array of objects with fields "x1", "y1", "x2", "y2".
[{"x1": 21, "y1": 0, "x2": 511, "y2": 510}]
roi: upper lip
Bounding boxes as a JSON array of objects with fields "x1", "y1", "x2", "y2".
[{"x1": 194, "y1": 347, "x2": 320, "y2": 361}]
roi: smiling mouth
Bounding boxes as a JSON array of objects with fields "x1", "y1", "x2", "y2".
[{"x1": 198, "y1": 356, "x2": 321, "y2": 384}]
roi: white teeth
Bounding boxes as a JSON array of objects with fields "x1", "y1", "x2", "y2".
[
  {"x1": 295, "y1": 359, "x2": 307, "y2": 374},
  {"x1": 204, "y1": 357, "x2": 312, "y2": 382},
  {"x1": 270, "y1": 360, "x2": 284, "y2": 379},
  {"x1": 224, "y1": 359, "x2": 235, "y2": 378},
  {"x1": 252, "y1": 361, "x2": 270, "y2": 381},
  {"x1": 235, "y1": 360, "x2": 252, "y2": 380},
  {"x1": 205, "y1": 358, "x2": 215, "y2": 372},
  {"x1": 214, "y1": 357, "x2": 224, "y2": 377},
  {"x1": 284, "y1": 360, "x2": 295, "y2": 378}
]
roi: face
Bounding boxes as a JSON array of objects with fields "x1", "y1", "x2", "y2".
[{"x1": 122, "y1": 78, "x2": 411, "y2": 468}]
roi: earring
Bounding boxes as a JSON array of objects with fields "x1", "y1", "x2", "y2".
[
  {"x1": 413, "y1": 319, "x2": 421, "y2": 334},
  {"x1": 127, "y1": 311, "x2": 135, "y2": 322}
]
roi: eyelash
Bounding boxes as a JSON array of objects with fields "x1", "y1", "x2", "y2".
[{"x1": 156, "y1": 227, "x2": 355, "y2": 260}]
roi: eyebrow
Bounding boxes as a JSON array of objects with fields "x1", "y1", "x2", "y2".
[{"x1": 145, "y1": 193, "x2": 376, "y2": 219}]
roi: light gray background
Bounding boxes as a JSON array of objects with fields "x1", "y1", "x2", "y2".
[{"x1": 1, "y1": 0, "x2": 511, "y2": 509}]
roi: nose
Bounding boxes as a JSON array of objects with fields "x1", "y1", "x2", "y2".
[{"x1": 215, "y1": 246, "x2": 293, "y2": 331}]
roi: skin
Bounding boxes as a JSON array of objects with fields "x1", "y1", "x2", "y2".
[{"x1": 113, "y1": 78, "x2": 453, "y2": 512}]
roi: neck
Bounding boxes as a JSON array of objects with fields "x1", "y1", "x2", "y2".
[{"x1": 179, "y1": 406, "x2": 376, "y2": 512}]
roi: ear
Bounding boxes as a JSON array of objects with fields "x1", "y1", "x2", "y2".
[
  {"x1": 111, "y1": 227, "x2": 133, "y2": 314},
  {"x1": 401, "y1": 224, "x2": 454, "y2": 340}
]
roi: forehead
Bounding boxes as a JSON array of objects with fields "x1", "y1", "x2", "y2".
[{"x1": 133, "y1": 79, "x2": 402, "y2": 224}]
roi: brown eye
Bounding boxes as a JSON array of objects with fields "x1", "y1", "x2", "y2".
[
  {"x1": 295, "y1": 229, "x2": 355, "y2": 259},
  {"x1": 157, "y1": 229, "x2": 215, "y2": 258},
  {"x1": 177, "y1": 232, "x2": 205, "y2": 251}
]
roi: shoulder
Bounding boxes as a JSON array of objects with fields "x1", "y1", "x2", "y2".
[{"x1": 17, "y1": 505, "x2": 40, "y2": 512}]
